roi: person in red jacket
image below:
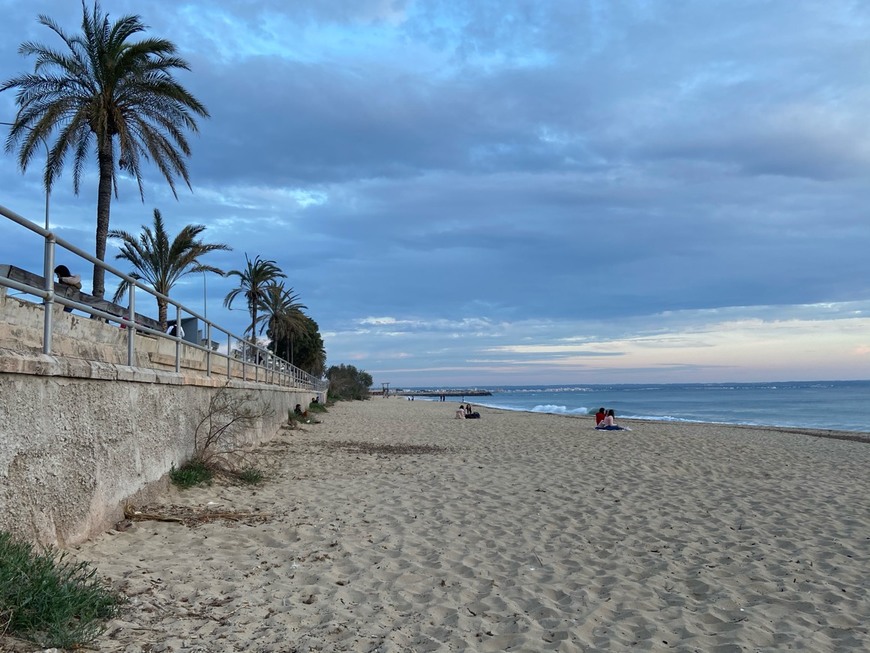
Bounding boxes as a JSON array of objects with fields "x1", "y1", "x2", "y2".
[{"x1": 595, "y1": 407, "x2": 606, "y2": 425}]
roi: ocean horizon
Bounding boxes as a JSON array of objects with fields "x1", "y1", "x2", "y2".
[{"x1": 405, "y1": 380, "x2": 870, "y2": 433}]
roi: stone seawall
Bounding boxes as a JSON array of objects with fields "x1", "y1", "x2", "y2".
[{"x1": 0, "y1": 289, "x2": 324, "y2": 546}]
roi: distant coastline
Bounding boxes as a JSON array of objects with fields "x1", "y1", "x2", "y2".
[{"x1": 396, "y1": 389, "x2": 492, "y2": 397}]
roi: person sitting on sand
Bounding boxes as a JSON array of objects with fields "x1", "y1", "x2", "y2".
[
  {"x1": 595, "y1": 407, "x2": 606, "y2": 425},
  {"x1": 294, "y1": 403, "x2": 320, "y2": 424},
  {"x1": 465, "y1": 404, "x2": 481, "y2": 419},
  {"x1": 596, "y1": 409, "x2": 627, "y2": 431},
  {"x1": 455, "y1": 404, "x2": 466, "y2": 419}
]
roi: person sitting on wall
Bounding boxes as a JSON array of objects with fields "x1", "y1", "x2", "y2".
[
  {"x1": 166, "y1": 321, "x2": 185, "y2": 338},
  {"x1": 54, "y1": 265, "x2": 81, "y2": 313}
]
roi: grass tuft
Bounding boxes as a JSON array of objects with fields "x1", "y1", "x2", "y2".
[
  {"x1": 237, "y1": 467, "x2": 264, "y2": 485},
  {"x1": 169, "y1": 460, "x2": 214, "y2": 488},
  {"x1": 0, "y1": 531, "x2": 119, "y2": 648}
]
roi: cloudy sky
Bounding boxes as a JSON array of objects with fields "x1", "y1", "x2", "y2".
[{"x1": 1, "y1": 0, "x2": 869, "y2": 387}]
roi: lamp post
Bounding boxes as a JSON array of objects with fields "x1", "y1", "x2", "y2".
[{"x1": 0, "y1": 121, "x2": 50, "y2": 230}]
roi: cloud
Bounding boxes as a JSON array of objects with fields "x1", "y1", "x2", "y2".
[{"x1": 2, "y1": 0, "x2": 869, "y2": 385}]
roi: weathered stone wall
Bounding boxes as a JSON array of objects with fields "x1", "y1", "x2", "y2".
[{"x1": 0, "y1": 288, "x2": 323, "y2": 546}]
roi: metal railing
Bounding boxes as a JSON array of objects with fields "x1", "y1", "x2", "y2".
[{"x1": 0, "y1": 203, "x2": 328, "y2": 393}]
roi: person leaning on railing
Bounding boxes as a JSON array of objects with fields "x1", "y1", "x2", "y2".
[{"x1": 54, "y1": 265, "x2": 82, "y2": 313}]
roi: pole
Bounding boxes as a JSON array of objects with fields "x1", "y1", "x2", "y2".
[{"x1": 202, "y1": 269, "x2": 208, "y2": 321}]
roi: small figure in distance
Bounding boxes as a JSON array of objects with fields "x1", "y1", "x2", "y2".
[
  {"x1": 595, "y1": 407, "x2": 606, "y2": 426},
  {"x1": 54, "y1": 265, "x2": 81, "y2": 313},
  {"x1": 166, "y1": 321, "x2": 185, "y2": 338},
  {"x1": 595, "y1": 409, "x2": 627, "y2": 431},
  {"x1": 465, "y1": 403, "x2": 481, "y2": 419},
  {"x1": 455, "y1": 404, "x2": 466, "y2": 419}
]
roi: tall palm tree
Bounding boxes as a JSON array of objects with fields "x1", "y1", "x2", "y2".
[
  {"x1": 223, "y1": 254, "x2": 286, "y2": 344},
  {"x1": 257, "y1": 282, "x2": 308, "y2": 365},
  {"x1": 2, "y1": 1, "x2": 209, "y2": 299},
  {"x1": 110, "y1": 208, "x2": 229, "y2": 330}
]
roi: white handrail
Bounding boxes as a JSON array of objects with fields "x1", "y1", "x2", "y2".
[{"x1": 0, "y1": 203, "x2": 328, "y2": 392}]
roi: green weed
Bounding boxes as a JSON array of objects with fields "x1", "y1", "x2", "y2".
[
  {"x1": 169, "y1": 460, "x2": 214, "y2": 488},
  {"x1": 0, "y1": 531, "x2": 119, "y2": 648},
  {"x1": 237, "y1": 467, "x2": 264, "y2": 485}
]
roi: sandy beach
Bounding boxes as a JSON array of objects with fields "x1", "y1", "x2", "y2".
[{"x1": 24, "y1": 398, "x2": 870, "y2": 651}]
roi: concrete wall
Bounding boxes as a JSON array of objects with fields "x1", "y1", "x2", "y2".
[{"x1": 0, "y1": 289, "x2": 323, "y2": 547}]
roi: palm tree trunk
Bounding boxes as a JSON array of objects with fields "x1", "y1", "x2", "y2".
[
  {"x1": 93, "y1": 138, "x2": 114, "y2": 299},
  {"x1": 250, "y1": 304, "x2": 257, "y2": 350},
  {"x1": 158, "y1": 298, "x2": 168, "y2": 332}
]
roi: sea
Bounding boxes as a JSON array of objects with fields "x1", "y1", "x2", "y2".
[{"x1": 412, "y1": 380, "x2": 870, "y2": 433}]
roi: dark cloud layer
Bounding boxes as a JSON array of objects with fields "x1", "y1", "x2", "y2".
[{"x1": 1, "y1": 1, "x2": 869, "y2": 384}]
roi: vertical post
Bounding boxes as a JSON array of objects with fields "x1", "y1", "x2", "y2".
[
  {"x1": 174, "y1": 304, "x2": 181, "y2": 373},
  {"x1": 227, "y1": 334, "x2": 232, "y2": 380},
  {"x1": 126, "y1": 284, "x2": 135, "y2": 365},
  {"x1": 42, "y1": 234, "x2": 55, "y2": 355},
  {"x1": 44, "y1": 169, "x2": 50, "y2": 231},
  {"x1": 206, "y1": 321, "x2": 212, "y2": 377}
]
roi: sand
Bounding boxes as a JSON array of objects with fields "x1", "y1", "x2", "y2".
[{"x1": 36, "y1": 399, "x2": 870, "y2": 651}]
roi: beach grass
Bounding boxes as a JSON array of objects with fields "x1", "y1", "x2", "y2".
[
  {"x1": 169, "y1": 460, "x2": 213, "y2": 488},
  {"x1": 0, "y1": 531, "x2": 119, "y2": 648}
]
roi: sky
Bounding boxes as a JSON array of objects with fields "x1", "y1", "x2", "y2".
[{"x1": 1, "y1": 0, "x2": 869, "y2": 388}]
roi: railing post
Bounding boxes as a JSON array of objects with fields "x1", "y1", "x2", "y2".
[
  {"x1": 42, "y1": 234, "x2": 55, "y2": 355},
  {"x1": 174, "y1": 304, "x2": 181, "y2": 373},
  {"x1": 126, "y1": 285, "x2": 135, "y2": 365},
  {"x1": 206, "y1": 321, "x2": 212, "y2": 377},
  {"x1": 227, "y1": 334, "x2": 232, "y2": 380}
]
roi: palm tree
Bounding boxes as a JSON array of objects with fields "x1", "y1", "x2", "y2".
[
  {"x1": 257, "y1": 282, "x2": 308, "y2": 365},
  {"x1": 110, "y1": 208, "x2": 229, "y2": 330},
  {"x1": 2, "y1": 1, "x2": 209, "y2": 299},
  {"x1": 223, "y1": 254, "x2": 286, "y2": 345}
]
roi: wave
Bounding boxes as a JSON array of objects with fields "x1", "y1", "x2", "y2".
[
  {"x1": 530, "y1": 404, "x2": 589, "y2": 415},
  {"x1": 477, "y1": 402, "x2": 589, "y2": 416}
]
